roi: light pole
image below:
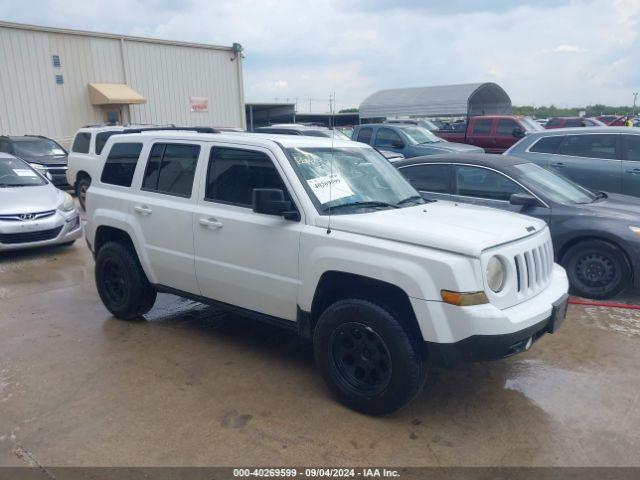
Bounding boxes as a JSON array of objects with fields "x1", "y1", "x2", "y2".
[{"x1": 633, "y1": 92, "x2": 638, "y2": 117}]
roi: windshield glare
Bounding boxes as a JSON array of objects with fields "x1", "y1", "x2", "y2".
[
  {"x1": 398, "y1": 126, "x2": 443, "y2": 144},
  {"x1": 13, "y1": 139, "x2": 65, "y2": 157},
  {"x1": 286, "y1": 147, "x2": 422, "y2": 214},
  {"x1": 512, "y1": 163, "x2": 596, "y2": 204},
  {"x1": 0, "y1": 157, "x2": 47, "y2": 187}
]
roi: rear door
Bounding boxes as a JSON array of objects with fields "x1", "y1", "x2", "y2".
[
  {"x1": 129, "y1": 141, "x2": 203, "y2": 294},
  {"x1": 467, "y1": 118, "x2": 496, "y2": 152},
  {"x1": 451, "y1": 165, "x2": 550, "y2": 222},
  {"x1": 553, "y1": 133, "x2": 622, "y2": 193},
  {"x1": 621, "y1": 133, "x2": 640, "y2": 197}
]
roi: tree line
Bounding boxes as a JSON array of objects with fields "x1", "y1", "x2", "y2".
[{"x1": 512, "y1": 104, "x2": 636, "y2": 118}]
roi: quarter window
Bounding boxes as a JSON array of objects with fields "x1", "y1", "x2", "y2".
[
  {"x1": 529, "y1": 136, "x2": 563, "y2": 154},
  {"x1": 95, "y1": 131, "x2": 119, "y2": 155},
  {"x1": 100, "y1": 143, "x2": 143, "y2": 187},
  {"x1": 142, "y1": 143, "x2": 200, "y2": 197},
  {"x1": 455, "y1": 166, "x2": 525, "y2": 201},
  {"x1": 374, "y1": 128, "x2": 403, "y2": 148},
  {"x1": 558, "y1": 134, "x2": 619, "y2": 159},
  {"x1": 400, "y1": 164, "x2": 451, "y2": 193},
  {"x1": 356, "y1": 127, "x2": 373, "y2": 144},
  {"x1": 205, "y1": 147, "x2": 290, "y2": 207},
  {"x1": 71, "y1": 132, "x2": 91, "y2": 154},
  {"x1": 472, "y1": 119, "x2": 493, "y2": 135}
]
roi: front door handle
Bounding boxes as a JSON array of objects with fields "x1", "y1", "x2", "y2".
[
  {"x1": 199, "y1": 218, "x2": 223, "y2": 229},
  {"x1": 626, "y1": 168, "x2": 640, "y2": 175},
  {"x1": 134, "y1": 205, "x2": 152, "y2": 215},
  {"x1": 551, "y1": 162, "x2": 566, "y2": 168}
]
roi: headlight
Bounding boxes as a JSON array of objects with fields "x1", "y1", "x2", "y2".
[
  {"x1": 29, "y1": 163, "x2": 52, "y2": 180},
  {"x1": 58, "y1": 191, "x2": 75, "y2": 212},
  {"x1": 630, "y1": 226, "x2": 640, "y2": 237},
  {"x1": 486, "y1": 256, "x2": 506, "y2": 293}
]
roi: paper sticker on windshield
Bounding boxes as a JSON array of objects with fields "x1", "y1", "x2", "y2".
[
  {"x1": 307, "y1": 173, "x2": 354, "y2": 204},
  {"x1": 13, "y1": 169, "x2": 38, "y2": 177}
]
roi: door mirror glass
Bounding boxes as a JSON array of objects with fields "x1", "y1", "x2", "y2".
[
  {"x1": 252, "y1": 188, "x2": 298, "y2": 219},
  {"x1": 509, "y1": 192, "x2": 537, "y2": 206}
]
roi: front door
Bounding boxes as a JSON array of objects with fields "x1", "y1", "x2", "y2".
[
  {"x1": 193, "y1": 145, "x2": 302, "y2": 320},
  {"x1": 621, "y1": 133, "x2": 640, "y2": 197}
]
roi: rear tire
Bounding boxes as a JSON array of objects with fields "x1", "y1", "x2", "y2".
[
  {"x1": 313, "y1": 298, "x2": 426, "y2": 415},
  {"x1": 76, "y1": 177, "x2": 91, "y2": 211},
  {"x1": 95, "y1": 241, "x2": 156, "y2": 320},
  {"x1": 562, "y1": 240, "x2": 630, "y2": 300}
]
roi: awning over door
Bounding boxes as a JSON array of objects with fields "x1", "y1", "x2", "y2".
[{"x1": 88, "y1": 83, "x2": 146, "y2": 105}]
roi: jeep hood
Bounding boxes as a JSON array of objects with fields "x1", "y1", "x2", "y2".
[{"x1": 315, "y1": 201, "x2": 546, "y2": 257}]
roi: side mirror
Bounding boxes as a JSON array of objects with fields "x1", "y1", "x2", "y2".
[
  {"x1": 509, "y1": 193, "x2": 538, "y2": 207},
  {"x1": 512, "y1": 127, "x2": 526, "y2": 138},
  {"x1": 252, "y1": 188, "x2": 299, "y2": 220},
  {"x1": 391, "y1": 139, "x2": 405, "y2": 148}
]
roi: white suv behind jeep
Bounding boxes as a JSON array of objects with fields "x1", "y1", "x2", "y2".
[{"x1": 85, "y1": 131, "x2": 569, "y2": 415}]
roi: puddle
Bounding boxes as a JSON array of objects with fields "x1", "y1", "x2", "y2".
[{"x1": 576, "y1": 306, "x2": 640, "y2": 337}]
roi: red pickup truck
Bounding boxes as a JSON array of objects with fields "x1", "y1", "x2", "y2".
[{"x1": 436, "y1": 115, "x2": 544, "y2": 153}]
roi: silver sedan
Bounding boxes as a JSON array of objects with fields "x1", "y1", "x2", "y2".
[{"x1": 0, "y1": 153, "x2": 81, "y2": 251}]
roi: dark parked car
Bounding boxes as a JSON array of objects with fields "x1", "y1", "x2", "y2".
[
  {"x1": 545, "y1": 117, "x2": 606, "y2": 129},
  {"x1": 396, "y1": 153, "x2": 640, "y2": 299},
  {"x1": 352, "y1": 123, "x2": 483, "y2": 158},
  {"x1": 0, "y1": 135, "x2": 69, "y2": 188},
  {"x1": 506, "y1": 127, "x2": 640, "y2": 198}
]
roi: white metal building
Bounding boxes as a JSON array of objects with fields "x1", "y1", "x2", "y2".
[{"x1": 0, "y1": 21, "x2": 246, "y2": 145}]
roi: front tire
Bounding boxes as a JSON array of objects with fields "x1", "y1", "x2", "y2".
[
  {"x1": 562, "y1": 240, "x2": 631, "y2": 300},
  {"x1": 95, "y1": 241, "x2": 157, "y2": 320},
  {"x1": 313, "y1": 299, "x2": 426, "y2": 415}
]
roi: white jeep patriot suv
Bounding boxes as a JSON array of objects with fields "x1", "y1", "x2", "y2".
[{"x1": 85, "y1": 131, "x2": 569, "y2": 415}]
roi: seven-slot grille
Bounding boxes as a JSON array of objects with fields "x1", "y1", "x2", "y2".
[
  {"x1": 0, "y1": 226, "x2": 63, "y2": 244},
  {"x1": 513, "y1": 237, "x2": 554, "y2": 295}
]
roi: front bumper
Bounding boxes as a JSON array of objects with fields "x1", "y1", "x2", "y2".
[
  {"x1": 0, "y1": 210, "x2": 82, "y2": 251},
  {"x1": 411, "y1": 264, "x2": 569, "y2": 366}
]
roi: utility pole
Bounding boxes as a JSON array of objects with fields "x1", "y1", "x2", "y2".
[{"x1": 633, "y1": 92, "x2": 638, "y2": 116}]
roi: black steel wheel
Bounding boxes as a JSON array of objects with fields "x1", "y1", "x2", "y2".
[{"x1": 562, "y1": 240, "x2": 630, "y2": 300}]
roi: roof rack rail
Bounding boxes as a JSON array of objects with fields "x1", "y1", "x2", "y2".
[{"x1": 122, "y1": 126, "x2": 220, "y2": 134}]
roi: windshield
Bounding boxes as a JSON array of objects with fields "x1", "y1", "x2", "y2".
[
  {"x1": 398, "y1": 126, "x2": 443, "y2": 144},
  {"x1": 520, "y1": 117, "x2": 545, "y2": 131},
  {"x1": 286, "y1": 146, "x2": 423, "y2": 214},
  {"x1": 0, "y1": 157, "x2": 47, "y2": 187},
  {"x1": 511, "y1": 163, "x2": 596, "y2": 204},
  {"x1": 13, "y1": 139, "x2": 66, "y2": 157}
]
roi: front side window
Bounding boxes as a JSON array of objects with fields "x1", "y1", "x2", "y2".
[
  {"x1": 558, "y1": 134, "x2": 619, "y2": 159},
  {"x1": 400, "y1": 164, "x2": 451, "y2": 193},
  {"x1": 13, "y1": 138, "x2": 65, "y2": 157},
  {"x1": 374, "y1": 128, "x2": 403, "y2": 148},
  {"x1": 286, "y1": 146, "x2": 421, "y2": 214},
  {"x1": 472, "y1": 119, "x2": 493, "y2": 135},
  {"x1": 100, "y1": 143, "x2": 143, "y2": 187},
  {"x1": 72, "y1": 132, "x2": 91, "y2": 154},
  {"x1": 546, "y1": 118, "x2": 563, "y2": 128},
  {"x1": 142, "y1": 143, "x2": 200, "y2": 197},
  {"x1": 455, "y1": 165, "x2": 525, "y2": 201},
  {"x1": 496, "y1": 119, "x2": 519, "y2": 136},
  {"x1": 623, "y1": 135, "x2": 640, "y2": 161},
  {"x1": 205, "y1": 147, "x2": 290, "y2": 207},
  {"x1": 356, "y1": 128, "x2": 373, "y2": 144},
  {"x1": 566, "y1": 118, "x2": 583, "y2": 127},
  {"x1": 0, "y1": 157, "x2": 47, "y2": 187},
  {"x1": 529, "y1": 135, "x2": 563, "y2": 154}
]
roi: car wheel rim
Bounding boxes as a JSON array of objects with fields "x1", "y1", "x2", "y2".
[
  {"x1": 575, "y1": 252, "x2": 616, "y2": 290},
  {"x1": 330, "y1": 322, "x2": 392, "y2": 396},
  {"x1": 102, "y1": 259, "x2": 127, "y2": 305}
]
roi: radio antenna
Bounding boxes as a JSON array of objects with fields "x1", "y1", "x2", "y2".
[{"x1": 327, "y1": 91, "x2": 335, "y2": 234}]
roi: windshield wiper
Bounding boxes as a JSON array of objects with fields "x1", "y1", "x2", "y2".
[
  {"x1": 396, "y1": 195, "x2": 428, "y2": 206},
  {"x1": 324, "y1": 201, "x2": 400, "y2": 212}
]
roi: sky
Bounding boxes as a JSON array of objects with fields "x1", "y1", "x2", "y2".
[{"x1": 0, "y1": 0, "x2": 638, "y2": 112}]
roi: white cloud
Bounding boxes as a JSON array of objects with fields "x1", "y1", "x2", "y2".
[{"x1": 553, "y1": 44, "x2": 582, "y2": 53}]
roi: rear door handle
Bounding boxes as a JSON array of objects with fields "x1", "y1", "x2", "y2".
[
  {"x1": 199, "y1": 218, "x2": 223, "y2": 229},
  {"x1": 551, "y1": 162, "x2": 566, "y2": 168},
  {"x1": 134, "y1": 205, "x2": 152, "y2": 215}
]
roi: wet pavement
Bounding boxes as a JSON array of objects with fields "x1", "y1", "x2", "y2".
[{"x1": 1, "y1": 241, "x2": 639, "y2": 467}]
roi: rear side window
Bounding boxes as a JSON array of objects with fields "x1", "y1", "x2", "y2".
[
  {"x1": 559, "y1": 134, "x2": 619, "y2": 159},
  {"x1": 95, "y1": 132, "x2": 119, "y2": 155},
  {"x1": 472, "y1": 119, "x2": 493, "y2": 135},
  {"x1": 142, "y1": 143, "x2": 200, "y2": 197},
  {"x1": 529, "y1": 136, "x2": 563, "y2": 154},
  {"x1": 400, "y1": 164, "x2": 451, "y2": 193},
  {"x1": 205, "y1": 147, "x2": 289, "y2": 207},
  {"x1": 496, "y1": 119, "x2": 518, "y2": 136},
  {"x1": 71, "y1": 132, "x2": 91, "y2": 153},
  {"x1": 356, "y1": 128, "x2": 373, "y2": 144},
  {"x1": 100, "y1": 143, "x2": 143, "y2": 187}
]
